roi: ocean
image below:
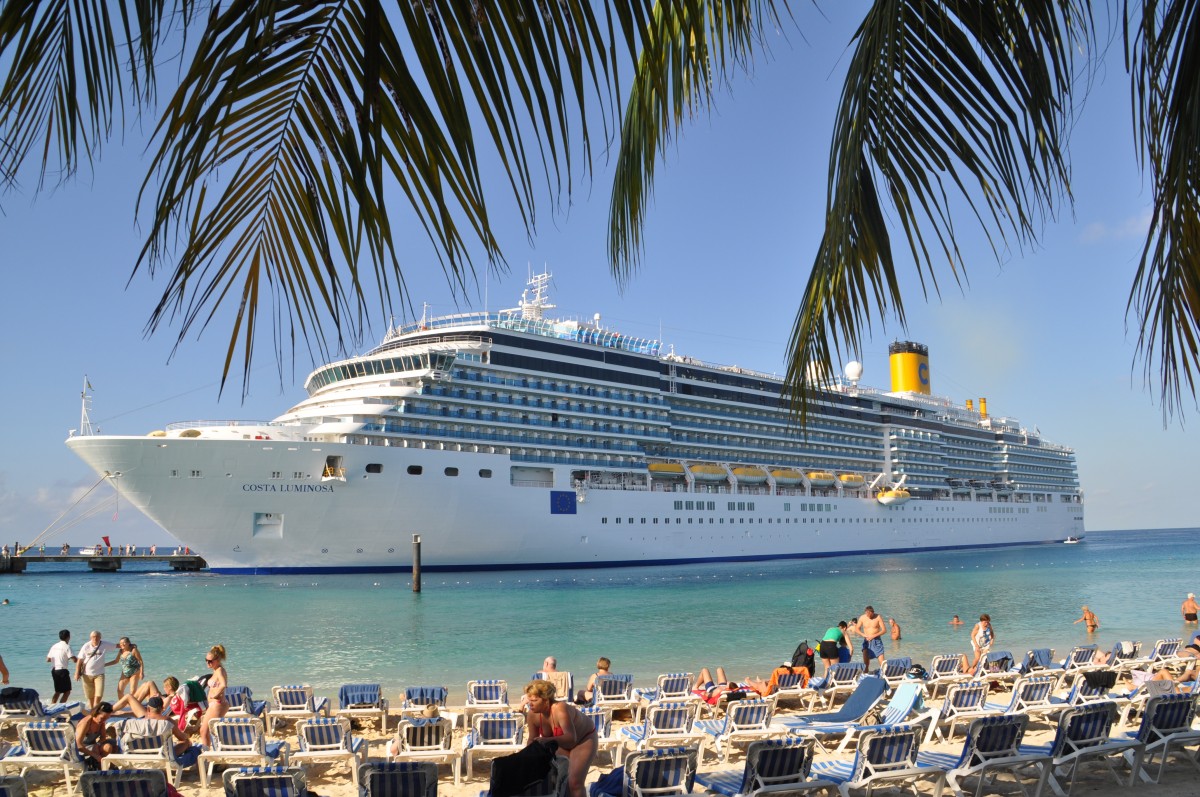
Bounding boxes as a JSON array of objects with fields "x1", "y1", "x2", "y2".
[{"x1": 1, "y1": 529, "x2": 1197, "y2": 703}]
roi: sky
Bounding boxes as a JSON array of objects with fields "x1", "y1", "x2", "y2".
[{"x1": 1, "y1": 7, "x2": 1193, "y2": 549}]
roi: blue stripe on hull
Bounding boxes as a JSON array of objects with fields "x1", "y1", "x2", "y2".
[{"x1": 209, "y1": 536, "x2": 1070, "y2": 575}]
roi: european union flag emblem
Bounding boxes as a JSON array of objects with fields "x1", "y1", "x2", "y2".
[{"x1": 550, "y1": 491, "x2": 577, "y2": 515}]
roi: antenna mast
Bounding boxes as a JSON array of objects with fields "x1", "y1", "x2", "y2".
[{"x1": 79, "y1": 376, "x2": 95, "y2": 437}]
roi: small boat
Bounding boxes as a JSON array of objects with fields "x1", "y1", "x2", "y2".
[
  {"x1": 807, "y1": 471, "x2": 835, "y2": 487},
  {"x1": 838, "y1": 474, "x2": 865, "y2": 488},
  {"x1": 770, "y1": 469, "x2": 803, "y2": 485},
  {"x1": 732, "y1": 467, "x2": 768, "y2": 484},
  {"x1": 689, "y1": 464, "x2": 727, "y2": 482},
  {"x1": 877, "y1": 488, "x2": 911, "y2": 506},
  {"x1": 992, "y1": 481, "x2": 1015, "y2": 492},
  {"x1": 1063, "y1": 535, "x2": 1082, "y2": 544},
  {"x1": 648, "y1": 463, "x2": 686, "y2": 479}
]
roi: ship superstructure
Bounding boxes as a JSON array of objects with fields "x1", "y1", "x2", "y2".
[{"x1": 68, "y1": 274, "x2": 1083, "y2": 573}]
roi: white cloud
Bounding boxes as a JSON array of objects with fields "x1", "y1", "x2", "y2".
[{"x1": 1079, "y1": 211, "x2": 1151, "y2": 244}]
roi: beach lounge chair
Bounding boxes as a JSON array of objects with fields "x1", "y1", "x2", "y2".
[
  {"x1": 389, "y1": 717, "x2": 461, "y2": 785},
  {"x1": 983, "y1": 674, "x2": 1061, "y2": 722},
  {"x1": 464, "y1": 712, "x2": 524, "y2": 779},
  {"x1": 621, "y1": 702, "x2": 705, "y2": 753},
  {"x1": 693, "y1": 698, "x2": 776, "y2": 763},
  {"x1": 268, "y1": 686, "x2": 330, "y2": 733},
  {"x1": 337, "y1": 684, "x2": 389, "y2": 731},
  {"x1": 1016, "y1": 701, "x2": 1143, "y2": 796},
  {"x1": 591, "y1": 675, "x2": 638, "y2": 717},
  {"x1": 290, "y1": 717, "x2": 368, "y2": 786},
  {"x1": 1056, "y1": 646, "x2": 1098, "y2": 679},
  {"x1": 770, "y1": 671, "x2": 820, "y2": 711},
  {"x1": 222, "y1": 766, "x2": 308, "y2": 797},
  {"x1": 788, "y1": 682, "x2": 924, "y2": 755},
  {"x1": 924, "y1": 681, "x2": 994, "y2": 744},
  {"x1": 464, "y1": 681, "x2": 510, "y2": 725},
  {"x1": 809, "y1": 725, "x2": 945, "y2": 797},
  {"x1": 0, "y1": 690, "x2": 80, "y2": 734},
  {"x1": 1114, "y1": 675, "x2": 1178, "y2": 728},
  {"x1": 1050, "y1": 669, "x2": 1125, "y2": 708},
  {"x1": 780, "y1": 676, "x2": 887, "y2": 730},
  {"x1": 0, "y1": 720, "x2": 86, "y2": 793},
  {"x1": 533, "y1": 672, "x2": 574, "y2": 704},
  {"x1": 79, "y1": 768, "x2": 169, "y2": 797},
  {"x1": 198, "y1": 717, "x2": 292, "y2": 787},
  {"x1": 974, "y1": 651, "x2": 1021, "y2": 684},
  {"x1": 579, "y1": 707, "x2": 623, "y2": 767},
  {"x1": 809, "y1": 663, "x2": 865, "y2": 708},
  {"x1": 1129, "y1": 638, "x2": 1183, "y2": 670},
  {"x1": 224, "y1": 687, "x2": 268, "y2": 719},
  {"x1": 915, "y1": 713, "x2": 1049, "y2": 797},
  {"x1": 1115, "y1": 692, "x2": 1200, "y2": 783},
  {"x1": 879, "y1": 657, "x2": 912, "y2": 692},
  {"x1": 926, "y1": 655, "x2": 972, "y2": 699},
  {"x1": 1018, "y1": 649, "x2": 1057, "y2": 675},
  {"x1": 633, "y1": 674, "x2": 697, "y2": 721},
  {"x1": 694, "y1": 738, "x2": 834, "y2": 797},
  {"x1": 102, "y1": 726, "x2": 184, "y2": 786},
  {"x1": 0, "y1": 775, "x2": 26, "y2": 797},
  {"x1": 401, "y1": 687, "x2": 461, "y2": 729},
  {"x1": 357, "y1": 761, "x2": 438, "y2": 797},
  {"x1": 589, "y1": 746, "x2": 698, "y2": 797}
]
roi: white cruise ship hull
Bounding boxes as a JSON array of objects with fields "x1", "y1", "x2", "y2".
[{"x1": 68, "y1": 435, "x2": 1083, "y2": 574}]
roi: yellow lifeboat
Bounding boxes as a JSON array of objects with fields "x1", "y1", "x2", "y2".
[
  {"x1": 689, "y1": 464, "x2": 727, "y2": 482},
  {"x1": 732, "y1": 467, "x2": 768, "y2": 484},
  {"x1": 771, "y1": 469, "x2": 803, "y2": 485},
  {"x1": 147, "y1": 430, "x2": 166, "y2": 437},
  {"x1": 838, "y1": 474, "x2": 865, "y2": 488},
  {"x1": 807, "y1": 471, "x2": 835, "y2": 488},
  {"x1": 648, "y1": 463, "x2": 686, "y2": 479},
  {"x1": 179, "y1": 429, "x2": 202, "y2": 438},
  {"x1": 877, "y1": 488, "x2": 911, "y2": 506}
]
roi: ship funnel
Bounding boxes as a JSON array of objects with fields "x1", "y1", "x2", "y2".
[
  {"x1": 888, "y1": 341, "x2": 930, "y2": 395},
  {"x1": 980, "y1": 397, "x2": 988, "y2": 419},
  {"x1": 966, "y1": 399, "x2": 974, "y2": 412}
]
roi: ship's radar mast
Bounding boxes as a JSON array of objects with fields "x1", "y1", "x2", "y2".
[{"x1": 517, "y1": 272, "x2": 555, "y2": 320}]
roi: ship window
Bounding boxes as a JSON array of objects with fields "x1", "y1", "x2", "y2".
[
  {"x1": 479, "y1": 469, "x2": 492, "y2": 478},
  {"x1": 444, "y1": 467, "x2": 459, "y2": 476},
  {"x1": 602, "y1": 518, "x2": 608, "y2": 524},
  {"x1": 407, "y1": 465, "x2": 423, "y2": 475},
  {"x1": 190, "y1": 470, "x2": 203, "y2": 478},
  {"x1": 685, "y1": 501, "x2": 694, "y2": 510},
  {"x1": 293, "y1": 471, "x2": 304, "y2": 479},
  {"x1": 366, "y1": 463, "x2": 383, "y2": 474},
  {"x1": 170, "y1": 470, "x2": 179, "y2": 478},
  {"x1": 784, "y1": 503, "x2": 791, "y2": 511},
  {"x1": 615, "y1": 517, "x2": 621, "y2": 524}
]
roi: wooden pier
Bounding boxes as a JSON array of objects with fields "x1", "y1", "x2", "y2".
[{"x1": 0, "y1": 553, "x2": 207, "y2": 574}]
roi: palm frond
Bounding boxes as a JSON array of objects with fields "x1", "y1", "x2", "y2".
[
  {"x1": 1126, "y1": 0, "x2": 1200, "y2": 421},
  {"x1": 0, "y1": 0, "x2": 177, "y2": 190},
  {"x1": 786, "y1": 0, "x2": 1089, "y2": 420}
]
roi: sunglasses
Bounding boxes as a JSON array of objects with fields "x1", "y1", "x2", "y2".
[{"x1": 205, "y1": 658, "x2": 216, "y2": 663}]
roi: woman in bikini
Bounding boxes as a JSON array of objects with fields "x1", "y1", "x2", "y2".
[
  {"x1": 76, "y1": 701, "x2": 117, "y2": 767},
  {"x1": 198, "y1": 644, "x2": 228, "y2": 747},
  {"x1": 525, "y1": 679, "x2": 597, "y2": 797}
]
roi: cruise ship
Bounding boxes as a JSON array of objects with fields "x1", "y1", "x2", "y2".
[{"x1": 67, "y1": 274, "x2": 1084, "y2": 573}]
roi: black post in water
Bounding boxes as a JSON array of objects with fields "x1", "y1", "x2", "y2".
[{"x1": 412, "y1": 534, "x2": 422, "y2": 593}]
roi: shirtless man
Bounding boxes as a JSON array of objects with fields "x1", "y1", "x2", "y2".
[
  {"x1": 1183, "y1": 593, "x2": 1199, "y2": 623},
  {"x1": 1073, "y1": 605, "x2": 1100, "y2": 633},
  {"x1": 889, "y1": 617, "x2": 901, "y2": 641},
  {"x1": 855, "y1": 606, "x2": 887, "y2": 670},
  {"x1": 122, "y1": 696, "x2": 198, "y2": 764}
]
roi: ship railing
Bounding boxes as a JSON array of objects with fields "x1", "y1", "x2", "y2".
[
  {"x1": 165, "y1": 419, "x2": 282, "y2": 430},
  {"x1": 512, "y1": 479, "x2": 553, "y2": 488}
]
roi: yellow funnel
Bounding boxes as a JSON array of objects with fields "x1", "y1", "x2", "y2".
[{"x1": 888, "y1": 341, "x2": 930, "y2": 394}]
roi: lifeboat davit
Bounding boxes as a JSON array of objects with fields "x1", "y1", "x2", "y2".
[
  {"x1": 877, "y1": 488, "x2": 911, "y2": 506},
  {"x1": 771, "y1": 469, "x2": 803, "y2": 485},
  {"x1": 838, "y1": 474, "x2": 865, "y2": 488},
  {"x1": 648, "y1": 463, "x2": 686, "y2": 479},
  {"x1": 807, "y1": 471, "x2": 835, "y2": 488},
  {"x1": 689, "y1": 464, "x2": 727, "y2": 482},
  {"x1": 732, "y1": 467, "x2": 768, "y2": 484}
]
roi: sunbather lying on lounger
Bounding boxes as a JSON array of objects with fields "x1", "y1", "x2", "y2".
[
  {"x1": 693, "y1": 667, "x2": 752, "y2": 705},
  {"x1": 745, "y1": 662, "x2": 809, "y2": 696}
]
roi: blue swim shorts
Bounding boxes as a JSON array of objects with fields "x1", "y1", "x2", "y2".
[{"x1": 862, "y1": 637, "x2": 885, "y2": 660}]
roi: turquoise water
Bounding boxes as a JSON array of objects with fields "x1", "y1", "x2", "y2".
[{"x1": 2, "y1": 529, "x2": 1197, "y2": 702}]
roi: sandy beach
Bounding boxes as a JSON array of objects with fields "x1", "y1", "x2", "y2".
[{"x1": 6, "y1": 684, "x2": 1198, "y2": 797}]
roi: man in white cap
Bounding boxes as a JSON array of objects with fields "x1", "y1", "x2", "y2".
[{"x1": 1183, "y1": 593, "x2": 1199, "y2": 624}]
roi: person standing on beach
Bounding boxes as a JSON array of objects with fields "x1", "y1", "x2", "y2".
[
  {"x1": 525, "y1": 679, "x2": 597, "y2": 797},
  {"x1": 1182, "y1": 593, "x2": 1198, "y2": 623},
  {"x1": 855, "y1": 606, "x2": 887, "y2": 671},
  {"x1": 819, "y1": 621, "x2": 849, "y2": 673},
  {"x1": 1073, "y1": 606, "x2": 1100, "y2": 633},
  {"x1": 47, "y1": 629, "x2": 77, "y2": 702},
  {"x1": 967, "y1": 614, "x2": 994, "y2": 672},
  {"x1": 75, "y1": 630, "x2": 116, "y2": 711},
  {"x1": 199, "y1": 644, "x2": 228, "y2": 747}
]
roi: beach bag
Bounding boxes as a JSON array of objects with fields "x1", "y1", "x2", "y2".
[
  {"x1": 906, "y1": 664, "x2": 929, "y2": 681},
  {"x1": 789, "y1": 641, "x2": 816, "y2": 674},
  {"x1": 489, "y1": 740, "x2": 557, "y2": 797},
  {"x1": 591, "y1": 767, "x2": 624, "y2": 797}
]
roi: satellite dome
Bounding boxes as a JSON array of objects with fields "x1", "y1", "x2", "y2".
[{"x1": 845, "y1": 361, "x2": 864, "y2": 381}]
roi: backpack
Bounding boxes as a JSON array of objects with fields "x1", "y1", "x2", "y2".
[
  {"x1": 789, "y1": 641, "x2": 816, "y2": 675},
  {"x1": 906, "y1": 664, "x2": 929, "y2": 681}
]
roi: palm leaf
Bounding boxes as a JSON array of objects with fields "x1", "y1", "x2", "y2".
[
  {"x1": 784, "y1": 0, "x2": 1088, "y2": 420},
  {"x1": 1126, "y1": 0, "x2": 1200, "y2": 421}
]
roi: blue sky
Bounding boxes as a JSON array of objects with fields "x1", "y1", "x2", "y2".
[{"x1": 1, "y1": 9, "x2": 1192, "y2": 549}]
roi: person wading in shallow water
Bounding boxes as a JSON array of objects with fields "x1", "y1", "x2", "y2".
[{"x1": 1074, "y1": 606, "x2": 1100, "y2": 633}]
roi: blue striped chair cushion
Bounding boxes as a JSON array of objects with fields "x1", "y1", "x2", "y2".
[
  {"x1": 404, "y1": 687, "x2": 447, "y2": 707},
  {"x1": 339, "y1": 684, "x2": 381, "y2": 708}
]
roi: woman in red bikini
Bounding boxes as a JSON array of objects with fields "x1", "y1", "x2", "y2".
[{"x1": 525, "y1": 679, "x2": 597, "y2": 797}]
